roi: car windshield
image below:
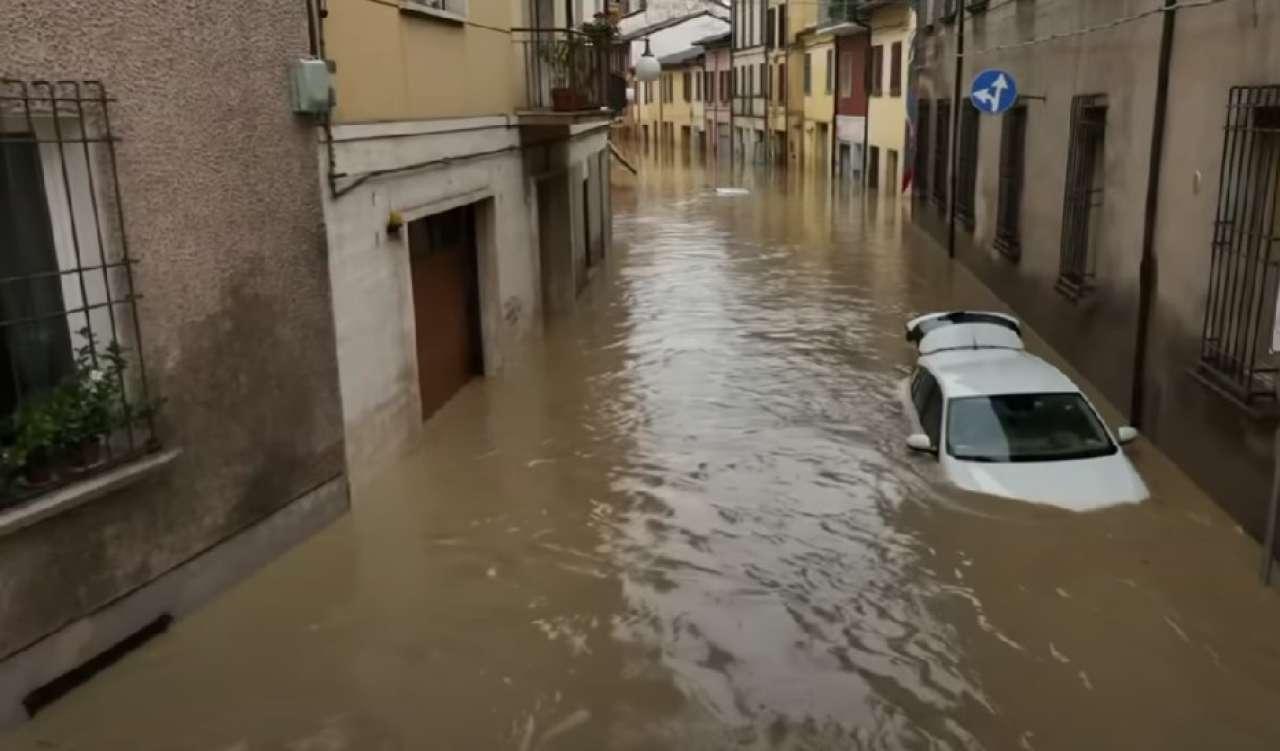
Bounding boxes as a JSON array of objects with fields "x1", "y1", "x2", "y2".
[{"x1": 946, "y1": 393, "x2": 1116, "y2": 463}]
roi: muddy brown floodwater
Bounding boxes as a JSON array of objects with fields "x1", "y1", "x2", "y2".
[{"x1": 10, "y1": 158, "x2": 1280, "y2": 750}]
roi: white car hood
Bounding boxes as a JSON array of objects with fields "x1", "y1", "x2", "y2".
[{"x1": 943, "y1": 452, "x2": 1149, "y2": 512}]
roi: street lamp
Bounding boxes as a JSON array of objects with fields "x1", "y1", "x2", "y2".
[{"x1": 635, "y1": 37, "x2": 660, "y2": 82}]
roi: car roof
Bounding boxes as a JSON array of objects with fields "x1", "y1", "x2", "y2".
[{"x1": 921, "y1": 348, "x2": 1080, "y2": 398}]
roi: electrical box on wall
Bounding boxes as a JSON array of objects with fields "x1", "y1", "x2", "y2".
[{"x1": 290, "y1": 58, "x2": 333, "y2": 115}]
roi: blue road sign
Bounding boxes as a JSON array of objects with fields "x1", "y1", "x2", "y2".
[{"x1": 970, "y1": 69, "x2": 1018, "y2": 115}]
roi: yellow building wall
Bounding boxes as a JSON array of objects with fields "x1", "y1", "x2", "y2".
[
  {"x1": 801, "y1": 36, "x2": 834, "y2": 173},
  {"x1": 657, "y1": 67, "x2": 700, "y2": 152},
  {"x1": 868, "y1": 3, "x2": 914, "y2": 187},
  {"x1": 327, "y1": 0, "x2": 521, "y2": 123}
]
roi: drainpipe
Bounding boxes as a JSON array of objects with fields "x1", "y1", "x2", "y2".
[
  {"x1": 1129, "y1": 0, "x2": 1178, "y2": 429},
  {"x1": 732, "y1": 9, "x2": 742, "y2": 162},
  {"x1": 946, "y1": 0, "x2": 966, "y2": 259},
  {"x1": 783, "y1": 38, "x2": 789, "y2": 169},
  {"x1": 831, "y1": 37, "x2": 839, "y2": 181},
  {"x1": 859, "y1": 15, "x2": 871, "y2": 186}
]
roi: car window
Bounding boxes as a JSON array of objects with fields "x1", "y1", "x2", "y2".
[
  {"x1": 946, "y1": 393, "x2": 1117, "y2": 463},
  {"x1": 912, "y1": 369, "x2": 942, "y2": 446},
  {"x1": 911, "y1": 368, "x2": 936, "y2": 420},
  {"x1": 921, "y1": 384, "x2": 943, "y2": 447}
]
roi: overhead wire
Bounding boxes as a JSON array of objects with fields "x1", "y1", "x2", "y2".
[{"x1": 954, "y1": 0, "x2": 1238, "y2": 57}]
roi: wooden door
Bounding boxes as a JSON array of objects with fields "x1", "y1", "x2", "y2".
[{"x1": 407, "y1": 205, "x2": 482, "y2": 421}]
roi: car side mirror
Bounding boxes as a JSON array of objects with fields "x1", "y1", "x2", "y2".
[
  {"x1": 1116, "y1": 426, "x2": 1139, "y2": 445},
  {"x1": 906, "y1": 433, "x2": 935, "y2": 453}
]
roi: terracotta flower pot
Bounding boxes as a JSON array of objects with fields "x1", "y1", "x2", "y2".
[
  {"x1": 68, "y1": 438, "x2": 104, "y2": 472},
  {"x1": 22, "y1": 454, "x2": 56, "y2": 487},
  {"x1": 552, "y1": 87, "x2": 589, "y2": 112}
]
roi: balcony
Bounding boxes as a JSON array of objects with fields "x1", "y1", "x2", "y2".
[
  {"x1": 514, "y1": 28, "x2": 626, "y2": 124},
  {"x1": 820, "y1": 0, "x2": 864, "y2": 27}
]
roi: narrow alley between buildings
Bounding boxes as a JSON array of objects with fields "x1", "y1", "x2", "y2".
[{"x1": 9, "y1": 160, "x2": 1280, "y2": 751}]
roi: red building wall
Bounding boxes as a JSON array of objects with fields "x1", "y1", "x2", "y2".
[{"x1": 836, "y1": 34, "x2": 869, "y2": 117}]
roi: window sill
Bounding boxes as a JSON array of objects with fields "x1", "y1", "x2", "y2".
[
  {"x1": 0, "y1": 448, "x2": 181, "y2": 539},
  {"x1": 398, "y1": 1, "x2": 465, "y2": 24},
  {"x1": 1188, "y1": 366, "x2": 1280, "y2": 421}
]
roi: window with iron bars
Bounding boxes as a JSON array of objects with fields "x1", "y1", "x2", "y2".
[
  {"x1": 0, "y1": 80, "x2": 158, "y2": 508},
  {"x1": 915, "y1": 99, "x2": 932, "y2": 201},
  {"x1": 1198, "y1": 85, "x2": 1280, "y2": 406},
  {"x1": 932, "y1": 99, "x2": 951, "y2": 207},
  {"x1": 956, "y1": 100, "x2": 979, "y2": 231},
  {"x1": 1057, "y1": 94, "x2": 1107, "y2": 300},
  {"x1": 994, "y1": 105, "x2": 1028, "y2": 260}
]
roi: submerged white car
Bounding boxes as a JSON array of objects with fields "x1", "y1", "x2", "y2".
[{"x1": 904, "y1": 311, "x2": 1148, "y2": 511}]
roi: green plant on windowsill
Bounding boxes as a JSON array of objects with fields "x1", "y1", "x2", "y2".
[
  {"x1": 0, "y1": 332, "x2": 156, "y2": 492},
  {"x1": 1, "y1": 397, "x2": 62, "y2": 486},
  {"x1": 579, "y1": 15, "x2": 617, "y2": 43}
]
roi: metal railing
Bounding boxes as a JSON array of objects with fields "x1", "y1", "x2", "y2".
[
  {"x1": 514, "y1": 28, "x2": 619, "y2": 113},
  {"x1": 1199, "y1": 85, "x2": 1280, "y2": 404},
  {"x1": 994, "y1": 105, "x2": 1028, "y2": 260},
  {"x1": 0, "y1": 80, "x2": 159, "y2": 508},
  {"x1": 915, "y1": 99, "x2": 932, "y2": 202},
  {"x1": 932, "y1": 99, "x2": 951, "y2": 207},
  {"x1": 1057, "y1": 94, "x2": 1107, "y2": 300}
]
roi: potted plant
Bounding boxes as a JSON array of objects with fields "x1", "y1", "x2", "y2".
[
  {"x1": 5, "y1": 396, "x2": 62, "y2": 487},
  {"x1": 540, "y1": 35, "x2": 588, "y2": 111},
  {"x1": 60, "y1": 334, "x2": 130, "y2": 472}
]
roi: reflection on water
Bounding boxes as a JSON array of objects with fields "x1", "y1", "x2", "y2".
[{"x1": 10, "y1": 157, "x2": 1280, "y2": 750}]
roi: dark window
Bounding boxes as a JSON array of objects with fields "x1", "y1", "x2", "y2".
[
  {"x1": 1058, "y1": 94, "x2": 1108, "y2": 299},
  {"x1": 915, "y1": 99, "x2": 932, "y2": 201},
  {"x1": 778, "y1": 63, "x2": 786, "y2": 102},
  {"x1": 869, "y1": 45, "x2": 884, "y2": 97},
  {"x1": 825, "y1": 49, "x2": 834, "y2": 95},
  {"x1": 913, "y1": 369, "x2": 943, "y2": 446},
  {"x1": 1199, "y1": 86, "x2": 1280, "y2": 404},
  {"x1": 890, "y1": 42, "x2": 903, "y2": 96},
  {"x1": 722, "y1": 71, "x2": 730, "y2": 102},
  {"x1": 759, "y1": 63, "x2": 766, "y2": 96},
  {"x1": 868, "y1": 146, "x2": 881, "y2": 191},
  {"x1": 957, "y1": 101, "x2": 980, "y2": 230},
  {"x1": 887, "y1": 149, "x2": 899, "y2": 192},
  {"x1": 995, "y1": 106, "x2": 1028, "y2": 259},
  {"x1": 933, "y1": 99, "x2": 951, "y2": 207},
  {"x1": 804, "y1": 53, "x2": 812, "y2": 95},
  {"x1": 779, "y1": 5, "x2": 787, "y2": 43},
  {"x1": 767, "y1": 7, "x2": 776, "y2": 48},
  {"x1": 683, "y1": 72, "x2": 692, "y2": 102}
]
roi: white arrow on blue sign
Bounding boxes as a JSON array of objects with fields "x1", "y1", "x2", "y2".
[{"x1": 970, "y1": 69, "x2": 1018, "y2": 115}]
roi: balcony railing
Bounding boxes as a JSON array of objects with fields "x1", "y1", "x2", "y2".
[
  {"x1": 821, "y1": 0, "x2": 863, "y2": 26},
  {"x1": 514, "y1": 28, "x2": 625, "y2": 114}
]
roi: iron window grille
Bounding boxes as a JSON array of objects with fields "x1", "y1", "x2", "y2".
[
  {"x1": 1198, "y1": 85, "x2": 1280, "y2": 405},
  {"x1": 956, "y1": 100, "x2": 979, "y2": 231},
  {"x1": 915, "y1": 99, "x2": 932, "y2": 202},
  {"x1": 890, "y1": 42, "x2": 903, "y2": 97},
  {"x1": 932, "y1": 99, "x2": 951, "y2": 207},
  {"x1": 0, "y1": 80, "x2": 158, "y2": 509},
  {"x1": 1057, "y1": 94, "x2": 1108, "y2": 300},
  {"x1": 869, "y1": 46, "x2": 884, "y2": 97},
  {"x1": 994, "y1": 105, "x2": 1028, "y2": 260}
]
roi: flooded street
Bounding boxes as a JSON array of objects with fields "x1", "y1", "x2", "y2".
[{"x1": 10, "y1": 159, "x2": 1280, "y2": 750}]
